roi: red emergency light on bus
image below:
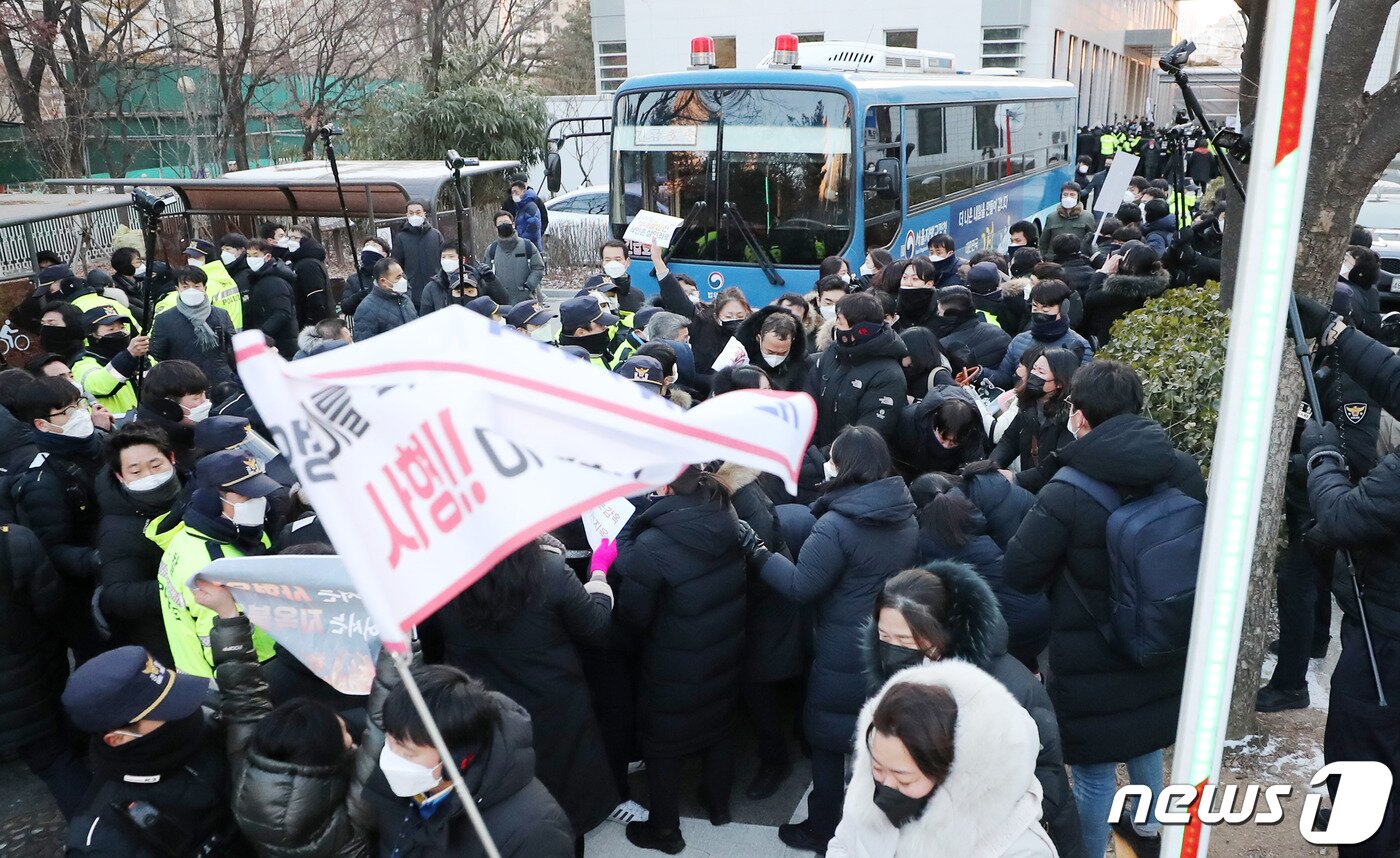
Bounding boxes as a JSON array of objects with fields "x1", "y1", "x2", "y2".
[{"x1": 690, "y1": 36, "x2": 716, "y2": 69}]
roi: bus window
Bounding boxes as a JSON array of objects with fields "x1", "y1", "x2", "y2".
[{"x1": 863, "y1": 105, "x2": 902, "y2": 251}]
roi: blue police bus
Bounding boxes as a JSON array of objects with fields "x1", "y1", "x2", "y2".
[{"x1": 598, "y1": 38, "x2": 1077, "y2": 304}]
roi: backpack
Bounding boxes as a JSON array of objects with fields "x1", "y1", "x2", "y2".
[
  {"x1": 534, "y1": 197, "x2": 549, "y2": 236},
  {"x1": 1050, "y1": 466, "x2": 1202, "y2": 667}
]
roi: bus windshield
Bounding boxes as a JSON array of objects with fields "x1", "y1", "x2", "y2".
[{"x1": 612, "y1": 87, "x2": 854, "y2": 267}]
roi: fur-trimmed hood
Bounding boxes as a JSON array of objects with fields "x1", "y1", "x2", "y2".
[
  {"x1": 860, "y1": 560, "x2": 1010, "y2": 694},
  {"x1": 715, "y1": 461, "x2": 761, "y2": 491},
  {"x1": 1099, "y1": 269, "x2": 1170, "y2": 300},
  {"x1": 815, "y1": 317, "x2": 838, "y2": 352},
  {"x1": 829, "y1": 660, "x2": 1050, "y2": 857},
  {"x1": 1002, "y1": 275, "x2": 1032, "y2": 299}
]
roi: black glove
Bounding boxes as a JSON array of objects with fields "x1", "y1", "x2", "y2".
[
  {"x1": 1292, "y1": 296, "x2": 1331, "y2": 342},
  {"x1": 1299, "y1": 419, "x2": 1342, "y2": 458},
  {"x1": 736, "y1": 519, "x2": 771, "y2": 566}
]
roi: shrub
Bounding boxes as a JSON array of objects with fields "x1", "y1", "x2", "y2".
[{"x1": 1098, "y1": 283, "x2": 1229, "y2": 477}]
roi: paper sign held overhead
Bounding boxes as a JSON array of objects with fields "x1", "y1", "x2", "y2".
[
  {"x1": 711, "y1": 336, "x2": 750, "y2": 372},
  {"x1": 581, "y1": 497, "x2": 635, "y2": 550},
  {"x1": 624, "y1": 210, "x2": 685, "y2": 249},
  {"x1": 1092, "y1": 152, "x2": 1142, "y2": 214}
]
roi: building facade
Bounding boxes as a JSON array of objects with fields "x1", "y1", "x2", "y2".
[{"x1": 589, "y1": 0, "x2": 1179, "y2": 124}]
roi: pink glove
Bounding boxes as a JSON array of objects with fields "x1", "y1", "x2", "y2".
[{"x1": 590, "y1": 538, "x2": 619, "y2": 575}]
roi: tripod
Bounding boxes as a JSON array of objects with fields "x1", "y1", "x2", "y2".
[
  {"x1": 320, "y1": 125, "x2": 361, "y2": 311},
  {"x1": 1161, "y1": 40, "x2": 1388, "y2": 705}
]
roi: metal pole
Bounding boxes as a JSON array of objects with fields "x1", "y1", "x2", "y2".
[
  {"x1": 388, "y1": 650, "x2": 502, "y2": 858},
  {"x1": 321, "y1": 131, "x2": 363, "y2": 301}
]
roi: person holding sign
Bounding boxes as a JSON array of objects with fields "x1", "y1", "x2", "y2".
[{"x1": 652, "y1": 243, "x2": 751, "y2": 391}]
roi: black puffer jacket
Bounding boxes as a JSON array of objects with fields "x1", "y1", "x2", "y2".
[
  {"x1": 352, "y1": 287, "x2": 417, "y2": 342},
  {"x1": 12, "y1": 436, "x2": 104, "y2": 582},
  {"x1": 1056, "y1": 252, "x2": 1096, "y2": 298},
  {"x1": 1082, "y1": 269, "x2": 1170, "y2": 347},
  {"x1": 1332, "y1": 276, "x2": 1382, "y2": 338},
  {"x1": 425, "y1": 546, "x2": 617, "y2": 836},
  {"x1": 759, "y1": 477, "x2": 919, "y2": 752},
  {"x1": 1006, "y1": 414, "x2": 1205, "y2": 763},
  {"x1": 616, "y1": 491, "x2": 747, "y2": 757},
  {"x1": 339, "y1": 270, "x2": 374, "y2": 317},
  {"x1": 94, "y1": 467, "x2": 184, "y2": 663},
  {"x1": 213, "y1": 615, "x2": 371, "y2": 858},
  {"x1": 807, "y1": 325, "x2": 909, "y2": 447},
  {"x1": 246, "y1": 261, "x2": 300, "y2": 358},
  {"x1": 991, "y1": 399, "x2": 1077, "y2": 493},
  {"x1": 0, "y1": 405, "x2": 36, "y2": 474},
  {"x1": 860, "y1": 560, "x2": 1083, "y2": 858},
  {"x1": 391, "y1": 223, "x2": 445, "y2": 308},
  {"x1": 735, "y1": 306, "x2": 809, "y2": 391},
  {"x1": 150, "y1": 305, "x2": 237, "y2": 388},
  {"x1": 962, "y1": 470, "x2": 1035, "y2": 549},
  {"x1": 287, "y1": 237, "x2": 332, "y2": 326},
  {"x1": 657, "y1": 270, "x2": 731, "y2": 380},
  {"x1": 719, "y1": 463, "x2": 803, "y2": 683},
  {"x1": 892, "y1": 383, "x2": 988, "y2": 478},
  {"x1": 934, "y1": 310, "x2": 1011, "y2": 370},
  {"x1": 1307, "y1": 326, "x2": 1400, "y2": 640},
  {"x1": 0, "y1": 524, "x2": 67, "y2": 752}
]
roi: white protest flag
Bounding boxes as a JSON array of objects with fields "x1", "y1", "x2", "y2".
[
  {"x1": 234, "y1": 306, "x2": 815, "y2": 648},
  {"x1": 710, "y1": 335, "x2": 751, "y2": 372}
]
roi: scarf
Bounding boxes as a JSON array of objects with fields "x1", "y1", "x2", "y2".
[
  {"x1": 183, "y1": 488, "x2": 267, "y2": 555},
  {"x1": 35, "y1": 428, "x2": 104, "y2": 465},
  {"x1": 1030, "y1": 315, "x2": 1070, "y2": 342},
  {"x1": 88, "y1": 710, "x2": 207, "y2": 780},
  {"x1": 897, "y1": 288, "x2": 936, "y2": 324},
  {"x1": 176, "y1": 291, "x2": 219, "y2": 351}
]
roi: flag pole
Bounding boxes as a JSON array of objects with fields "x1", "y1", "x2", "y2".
[{"x1": 389, "y1": 650, "x2": 503, "y2": 858}]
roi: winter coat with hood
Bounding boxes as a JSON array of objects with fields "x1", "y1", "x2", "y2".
[
  {"x1": 891, "y1": 382, "x2": 987, "y2": 478},
  {"x1": 94, "y1": 466, "x2": 185, "y2": 664},
  {"x1": 807, "y1": 324, "x2": 909, "y2": 448},
  {"x1": 0, "y1": 523, "x2": 67, "y2": 753},
  {"x1": 245, "y1": 259, "x2": 300, "y2": 358},
  {"x1": 736, "y1": 305, "x2": 809, "y2": 391},
  {"x1": 213, "y1": 614, "x2": 371, "y2": 858},
  {"x1": 962, "y1": 470, "x2": 1036, "y2": 549},
  {"x1": 1141, "y1": 214, "x2": 1177, "y2": 255},
  {"x1": 422, "y1": 545, "x2": 618, "y2": 836},
  {"x1": 758, "y1": 476, "x2": 919, "y2": 753},
  {"x1": 287, "y1": 236, "x2": 332, "y2": 327},
  {"x1": 615, "y1": 490, "x2": 748, "y2": 758},
  {"x1": 828, "y1": 659, "x2": 1055, "y2": 858},
  {"x1": 860, "y1": 561, "x2": 1082, "y2": 858},
  {"x1": 391, "y1": 222, "x2": 445, "y2": 307},
  {"x1": 293, "y1": 326, "x2": 351, "y2": 360},
  {"x1": 1006, "y1": 414, "x2": 1206, "y2": 763},
  {"x1": 1083, "y1": 267, "x2": 1171, "y2": 346},
  {"x1": 932, "y1": 309, "x2": 1011, "y2": 371},
  {"x1": 352, "y1": 286, "x2": 417, "y2": 342},
  {"x1": 986, "y1": 325, "x2": 1093, "y2": 390},
  {"x1": 1333, "y1": 274, "x2": 1383, "y2": 338},
  {"x1": 991, "y1": 398, "x2": 1078, "y2": 494},
  {"x1": 657, "y1": 270, "x2": 732, "y2": 381},
  {"x1": 1055, "y1": 251, "x2": 1097, "y2": 298},
  {"x1": 718, "y1": 462, "x2": 804, "y2": 683},
  {"x1": 510, "y1": 188, "x2": 544, "y2": 250},
  {"x1": 12, "y1": 432, "x2": 105, "y2": 582}
]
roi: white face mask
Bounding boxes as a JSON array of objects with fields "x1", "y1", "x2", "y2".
[
  {"x1": 379, "y1": 745, "x2": 443, "y2": 798},
  {"x1": 1123, "y1": 190, "x2": 1137, "y2": 204},
  {"x1": 220, "y1": 250, "x2": 239, "y2": 266},
  {"x1": 391, "y1": 277, "x2": 409, "y2": 294},
  {"x1": 178, "y1": 288, "x2": 206, "y2": 307},
  {"x1": 287, "y1": 240, "x2": 302, "y2": 253},
  {"x1": 227, "y1": 495, "x2": 268, "y2": 527},
  {"x1": 1061, "y1": 195, "x2": 1078, "y2": 209},
  {"x1": 52, "y1": 408, "x2": 94, "y2": 439},
  {"x1": 928, "y1": 252, "x2": 949, "y2": 263},
  {"x1": 125, "y1": 468, "x2": 175, "y2": 493},
  {"x1": 823, "y1": 459, "x2": 839, "y2": 481},
  {"x1": 511, "y1": 193, "x2": 523, "y2": 203},
  {"x1": 530, "y1": 325, "x2": 555, "y2": 343},
  {"x1": 859, "y1": 262, "x2": 875, "y2": 277},
  {"x1": 820, "y1": 304, "x2": 837, "y2": 321},
  {"x1": 247, "y1": 256, "x2": 267, "y2": 272},
  {"x1": 441, "y1": 258, "x2": 460, "y2": 273},
  {"x1": 134, "y1": 264, "x2": 147, "y2": 278},
  {"x1": 1066, "y1": 410, "x2": 1081, "y2": 438},
  {"x1": 762, "y1": 353, "x2": 786, "y2": 368},
  {"x1": 407, "y1": 215, "x2": 425, "y2": 228},
  {"x1": 1341, "y1": 259, "x2": 1355, "y2": 279},
  {"x1": 185, "y1": 400, "x2": 212, "y2": 423},
  {"x1": 595, "y1": 294, "x2": 616, "y2": 313},
  {"x1": 839, "y1": 273, "x2": 851, "y2": 284},
  {"x1": 602, "y1": 260, "x2": 628, "y2": 279}
]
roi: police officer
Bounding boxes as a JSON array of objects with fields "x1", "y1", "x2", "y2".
[
  {"x1": 154, "y1": 450, "x2": 277, "y2": 677},
  {"x1": 1294, "y1": 297, "x2": 1400, "y2": 855},
  {"x1": 71, "y1": 307, "x2": 152, "y2": 415}
]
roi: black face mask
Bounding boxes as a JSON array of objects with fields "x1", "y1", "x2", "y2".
[
  {"x1": 40, "y1": 326, "x2": 85, "y2": 355},
  {"x1": 91, "y1": 331, "x2": 130, "y2": 360},
  {"x1": 873, "y1": 781, "x2": 934, "y2": 828},
  {"x1": 359, "y1": 250, "x2": 384, "y2": 270},
  {"x1": 1024, "y1": 374, "x2": 1047, "y2": 396},
  {"x1": 720, "y1": 318, "x2": 743, "y2": 334},
  {"x1": 835, "y1": 321, "x2": 885, "y2": 349},
  {"x1": 496, "y1": 223, "x2": 515, "y2": 238},
  {"x1": 878, "y1": 640, "x2": 926, "y2": 675},
  {"x1": 897, "y1": 287, "x2": 935, "y2": 322},
  {"x1": 930, "y1": 312, "x2": 966, "y2": 337},
  {"x1": 562, "y1": 330, "x2": 609, "y2": 355}
]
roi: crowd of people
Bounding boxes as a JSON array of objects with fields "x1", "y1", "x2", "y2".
[{"x1": 4, "y1": 165, "x2": 1398, "y2": 858}]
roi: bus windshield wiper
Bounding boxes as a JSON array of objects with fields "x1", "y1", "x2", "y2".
[
  {"x1": 651, "y1": 200, "x2": 708, "y2": 277},
  {"x1": 723, "y1": 202, "x2": 785, "y2": 286}
]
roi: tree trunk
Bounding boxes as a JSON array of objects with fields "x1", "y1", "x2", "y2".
[{"x1": 1219, "y1": 0, "x2": 1267, "y2": 310}]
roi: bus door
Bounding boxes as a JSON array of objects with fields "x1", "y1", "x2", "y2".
[{"x1": 862, "y1": 105, "x2": 904, "y2": 253}]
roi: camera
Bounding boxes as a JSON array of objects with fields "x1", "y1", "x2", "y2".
[
  {"x1": 445, "y1": 150, "x2": 480, "y2": 171},
  {"x1": 319, "y1": 123, "x2": 345, "y2": 138},
  {"x1": 130, "y1": 188, "x2": 179, "y2": 216}
]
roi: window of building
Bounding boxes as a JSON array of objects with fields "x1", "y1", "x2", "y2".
[
  {"x1": 885, "y1": 29, "x2": 917, "y2": 49},
  {"x1": 981, "y1": 25, "x2": 1025, "y2": 70},
  {"x1": 597, "y1": 42, "x2": 627, "y2": 92},
  {"x1": 795, "y1": 32, "x2": 824, "y2": 43},
  {"x1": 1052, "y1": 29, "x2": 1063, "y2": 78},
  {"x1": 712, "y1": 36, "x2": 737, "y2": 68}
]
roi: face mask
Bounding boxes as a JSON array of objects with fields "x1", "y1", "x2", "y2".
[
  {"x1": 52, "y1": 407, "x2": 93, "y2": 438},
  {"x1": 1025, "y1": 374, "x2": 1048, "y2": 396},
  {"x1": 762, "y1": 353, "x2": 786, "y2": 368},
  {"x1": 1341, "y1": 260, "x2": 1355, "y2": 279},
  {"x1": 530, "y1": 325, "x2": 555, "y2": 343},
  {"x1": 1067, "y1": 409, "x2": 1081, "y2": 437},
  {"x1": 285, "y1": 239, "x2": 301, "y2": 253},
  {"x1": 407, "y1": 215, "x2": 425, "y2": 228},
  {"x1": 185, "y1": 400, "x2": 212, "y2": 423},
  {"x1": 496, "y1": 223, "x2": 515, "y2": 238},
  {"x1": 563, "y1": 330, "x2": 609, "y2": 354},
  {"x1": 1061, "y1": 195, "x2": 1079, "y2": 209},
  {"x1": 928, "y1": 252, "x2": 949, "y2": 263},
  {"x1": 126, "y1": 468, "x2": 181, "y2": 505},
  {"x1": 720, "y1": 318, "x2": 743, "y2": 334},
  {"x1": 1123, "y1": 190, "x2": 1137, "y2": 204},
  {"x1": 441, "y1": 258, "x2": 460, "y2": 273},
  {"x1": 126, "y1": 468, "x2": 175, "y2": 493},
  {"x1": 878, "y1": 640, "x2": 926, "y2": 675},
  {"x1": 391, "y1": 277, "x2": 409, "y2": 294},
  {"x1": 220, "y1": 250, "x2": 239, "y2": 266},
  {"x1": 179, "y1": 288, "x2": 206, "y2": 307},
  {"x1": 1031, "y1": 312, "x2": 1057, "y2": 326},
  {"x1": 247, "y1": 256, "x2": 267, "y2": 272},
  {"x1": 823, "y1": 459, "x2": 839, "y2": 481},
  {"x1": 819, "y1": 304, "x2": 837, "y2": 321},
  {"x1": 360, "y1": 250, "x2": 383, "y2": 269},
  {"x1": 511, "y1": 193, "x2": 523, "y2": 203},
  {"x1": 1077, "y1": 164, "x2": 1089, "y2": 174},
  {"x1": 859, "y1": 262, "x2": 875, "y2": 277},
  {"x1": 40, "y1": 326, "x2": 84, "y2": 354},
  {"x1": 93, "y1": 331, "x2": 131, "y2": 358},
  {"x1": 602, "y1": 260, "x2": 628, "y2": 279},
  {"x1": 379, "y1": 745, "x2": 443, "y2": 798},
  {"x1": 839, "y1": 273, "x2": 851, "y2": 284},
  {"x1": 134, "y1": 264, "x2": 147, "y2": 278},
  {"x1": 835, "y1": 321, "x2": 884, "y2": 348},
  {"x1": 873, "y1": 781, "x2": 933, "y2": 828},
  {"x1": 227, "y1": 495, "x2": 268, "y2": 527}
]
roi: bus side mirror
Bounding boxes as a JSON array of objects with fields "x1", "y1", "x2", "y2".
[
  {"x1": 545, "y1": 151, "x2": 562, "y2": 193},
  {"x1": 865, "y1": 157, "x2": 901, "y2": 200}
]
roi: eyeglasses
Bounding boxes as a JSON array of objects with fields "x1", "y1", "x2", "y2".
[{"x1": 48, "y1": 402, "x2": 88, "y2": 420}]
